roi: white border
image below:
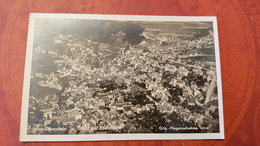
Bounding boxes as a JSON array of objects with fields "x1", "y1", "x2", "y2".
[{"x1": 20, "y1": 13, "x2": 224, "y2": 141}]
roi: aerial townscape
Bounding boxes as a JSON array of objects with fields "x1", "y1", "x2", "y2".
[{"x1": 27, "y1": 19, "x2": 220, "y2": 135}]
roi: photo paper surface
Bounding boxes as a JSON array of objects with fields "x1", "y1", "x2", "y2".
[{"x1": 20, "y1": 13, "x2": 224, "y2": 141}]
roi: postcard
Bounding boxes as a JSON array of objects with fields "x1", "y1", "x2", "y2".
[{"x1": 20, "y1": 13, "x2": 224, "y2": 141}]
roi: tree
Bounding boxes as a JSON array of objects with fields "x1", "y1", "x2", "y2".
[
  {"x1": 48, "y1": 120, "x2": 59, "y2": 128},
  {"x1": 68, "y1": 104, "x2": 75, "y2": 110}
]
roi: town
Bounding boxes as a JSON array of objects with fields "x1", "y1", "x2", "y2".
[{"x1": 27, "y1": 20, "x2": 220, "y2": 135}]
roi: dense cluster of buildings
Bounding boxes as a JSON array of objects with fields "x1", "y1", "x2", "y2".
[{"x1": 28, "y1": 26, "x2": 220, "y2": 135}]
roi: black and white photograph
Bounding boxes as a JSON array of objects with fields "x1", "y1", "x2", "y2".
[{"x1": 20, "y1": 13, "x2": 224, "y2": 141}]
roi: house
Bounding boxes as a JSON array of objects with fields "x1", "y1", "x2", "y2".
[
  {"x1": 41, "y1": 108, "x2": 53, "y2": 120},
  {"x1": 122, "y1": 122, "x2": 134, "y2": 133},
  {"x1": 98, "y1": 105, "x2": 106, "y2": 111},
  {"x1": 72, "y1": 43, "x2": 84, "y2": 48},
  {"x1": 88, "y1": 104, "x2": 95, "y2": 110},
  {"x1": 44, "y1": 120, "x2": 52, "y2": 126},
  {"x1": 123, "y1": 105, "x2": 131, "y2": 112},
  {"x1": 75, "y1": 102, "x2": 85, "y2": 109},
  {"x1": 115, "y1": 103, "x2": 124, "y2": 110},
  {"x1": 68, "y1": 128, "x2": 77, "y2": 134},
  {"x1": 110, "y1": 103, "x2": 124, "y2": 111},
  {"x1": 67, "y1": 110, "x2": 82, "y2": 121},
  {"x1": 145, "y1": 104, "x2": 155, "y2": 111}
]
